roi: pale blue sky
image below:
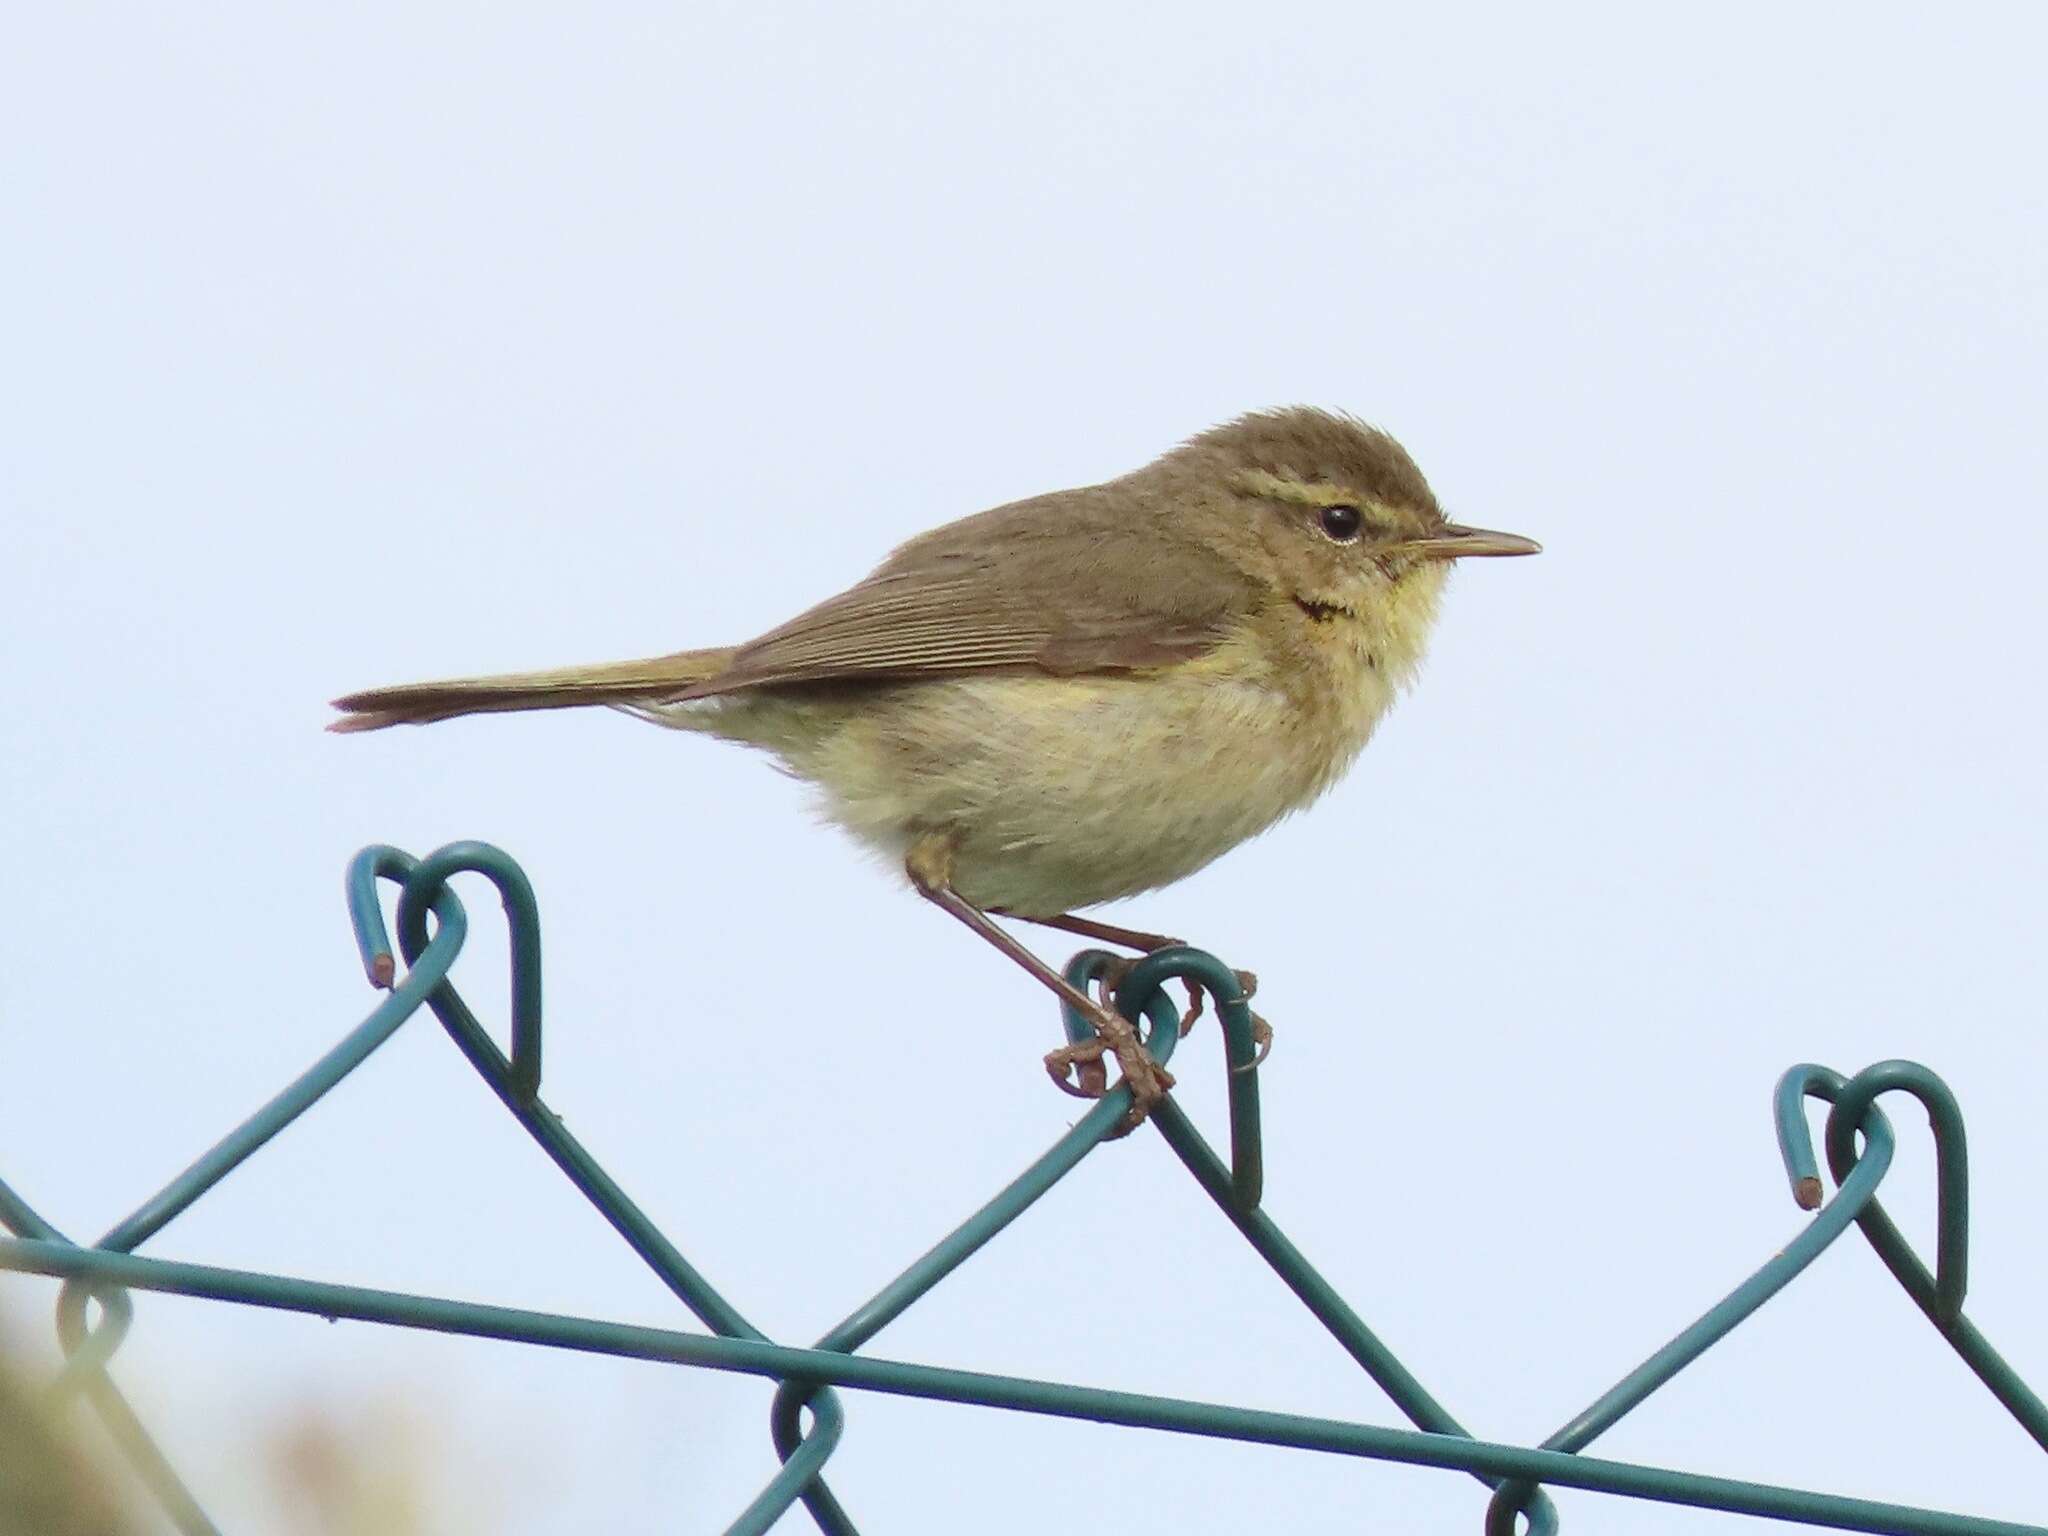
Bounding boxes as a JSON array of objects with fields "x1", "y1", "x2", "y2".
[{"x1": 4, "y1": 5, "x2": 2046, "y2": 1533}]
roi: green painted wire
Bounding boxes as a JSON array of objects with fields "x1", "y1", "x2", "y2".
[{"x1": 0, "y1": 1237, "x2": 2034, "y2": 1536}]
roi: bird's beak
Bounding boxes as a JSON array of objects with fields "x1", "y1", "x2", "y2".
[{"x1": 1403, "y1": 524, "x2": 1543, "y2": 560}]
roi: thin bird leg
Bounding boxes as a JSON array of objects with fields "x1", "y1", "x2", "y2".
[
  {"x1": 998, "y1": 909, "x2": 1263, "y2": 1044},
  {"x1": 907, "y1": 836, "x2": 1174, "y2": 1128},
  {"x1": 999, "y1": 910, "x2": 1185, "y2": 953}
]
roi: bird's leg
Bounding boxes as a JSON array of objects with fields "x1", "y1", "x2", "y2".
[
  {"x1": 1006, "y1": 911, "x2": 1185, "y2": 954},
  {"x1": 907, "y1": 835, "x2": 1173, "y2": 1128},
  {"x1": 998, "y1": 909, "x2": 1265, "y2": 1045}
]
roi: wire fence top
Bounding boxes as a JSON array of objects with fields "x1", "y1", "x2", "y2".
[{"x1": 2, "y1": 840, "x2": 2042, "y2": 1536}]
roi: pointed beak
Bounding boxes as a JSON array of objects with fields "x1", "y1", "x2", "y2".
[{"x1": 1406, "y1": 524, "x2": 1543, "y2": 560}]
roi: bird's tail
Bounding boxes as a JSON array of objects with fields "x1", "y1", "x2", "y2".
[{"x1": 328, "y1": 647, "x2": 738, "y2": 732}]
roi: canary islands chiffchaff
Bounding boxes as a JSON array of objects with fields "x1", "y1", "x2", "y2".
[{"x1": 332, "y1": 408, "x2": 1539, "y2": 1120}]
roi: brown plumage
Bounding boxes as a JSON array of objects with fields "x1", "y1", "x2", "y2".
[{"x1": 333, "y1": 408, "x2": 1459, "y2": 729}]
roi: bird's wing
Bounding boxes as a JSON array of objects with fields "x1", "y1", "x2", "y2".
[{"x1": 684, "y1": 490, "x2": 1257, "y2": 697}]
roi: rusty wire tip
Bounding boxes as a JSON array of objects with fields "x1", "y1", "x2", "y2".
[
  {"x1": 1792, "y1": 1175, "x2": 1824, "y2": 1211},
  {"x1": 368, "y1": 953, "x2": 396, "y2": 989}
]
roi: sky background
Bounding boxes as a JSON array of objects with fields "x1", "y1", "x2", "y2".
[{"x1": 5, "y1": 4, "x2": 2046, "y2": 1533}]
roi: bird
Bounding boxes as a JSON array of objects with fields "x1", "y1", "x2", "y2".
[{"x1": 331, "y1": 407, "x2": 1538, "y2": 1123}]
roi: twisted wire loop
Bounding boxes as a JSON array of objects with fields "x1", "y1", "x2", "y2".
[
  {"x1": 1058, "y1": 946, "x2": 1267, "y2": 1208},
  {"x1": 1819, "y1": 1065, "x2": 2048, "y2": 1448},
  {"x1": 1484, "y1": 1062, "x2": 2048, "y2": 1535},
  {"x1": 0, "y1": 843, "x2": 2044, "y2": 1536}
]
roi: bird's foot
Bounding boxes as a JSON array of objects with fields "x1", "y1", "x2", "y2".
[{"x1": 1043, "y1": 1002, "x2": 1176, "y2": 1136}]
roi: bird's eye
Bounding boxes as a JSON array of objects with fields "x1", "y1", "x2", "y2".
[{"x1": 1318, "y1": 504, "x2": 1363, "y2": 542}]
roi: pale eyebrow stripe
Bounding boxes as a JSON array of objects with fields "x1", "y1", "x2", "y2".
[{"x1": 1232, "y1": 469, "x2": 1355, "y2": 507}]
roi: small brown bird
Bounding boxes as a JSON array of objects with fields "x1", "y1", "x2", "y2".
[{"x1": 333, "y1": 409, "x2": 1537, "y2": 1121}]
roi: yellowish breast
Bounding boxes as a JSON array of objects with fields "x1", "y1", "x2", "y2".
[{"x1": 707, "y1": 591, "x2": 1421, "y2": 915}]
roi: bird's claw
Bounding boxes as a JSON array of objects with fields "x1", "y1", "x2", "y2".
[
  {"x1": 1044, "y1": 1039, "x2": 1110, "y2": 1100},
  {"x1": 1230, "y1": 1010, "x2": 1276, "y2": 1075},
  {"x1": 1173, "y1": 967, "x2": 1259, "y2": 1037},
  {"x1": 1042, "y1": 1027, "x2": 1175, "y2": 1134},
  {"x1": 1044, "y1": 956, "x2": 1263, "y2": 1124}
]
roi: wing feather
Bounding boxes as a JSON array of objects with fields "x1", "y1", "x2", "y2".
[{"x1": 681, "y1": 488, "x2": 1256, "y2": 697}]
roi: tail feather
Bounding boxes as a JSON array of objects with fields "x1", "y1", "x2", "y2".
[{"x1": 329, "y1": 647, "x2": 736, "y2": 732}]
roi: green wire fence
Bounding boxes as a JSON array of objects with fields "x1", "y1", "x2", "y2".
[{"x1": 2, "y1": 840, "x2": 2043, "y2": 1534}]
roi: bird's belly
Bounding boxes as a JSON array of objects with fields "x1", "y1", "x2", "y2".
[{"x1": 719, "y1": 646, "x2": 1393, "y2": 915}]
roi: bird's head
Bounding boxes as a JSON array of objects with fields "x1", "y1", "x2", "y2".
[{"x1": 1169, "y1": 407, "x2": 1539, "y2": 676}]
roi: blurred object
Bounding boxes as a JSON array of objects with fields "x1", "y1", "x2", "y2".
[
  {"x1": 266, "y1": 1397, "x2": 456, "y2": 1536},
  {"x1": 0, "y1": 1345, "x2": 136, "y2": 1536}
]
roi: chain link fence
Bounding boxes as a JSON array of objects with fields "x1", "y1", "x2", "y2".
[{"x1": 2, "y1": 841, "x2": 2042, "y2": 1535}]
